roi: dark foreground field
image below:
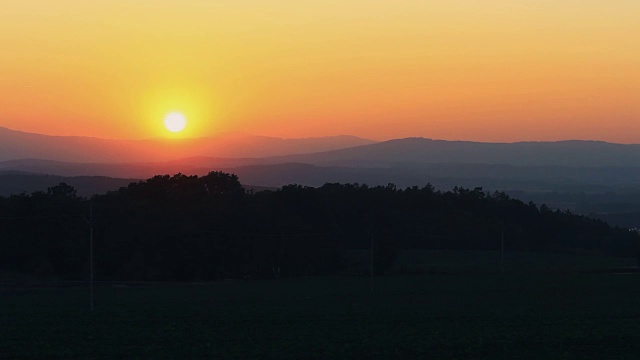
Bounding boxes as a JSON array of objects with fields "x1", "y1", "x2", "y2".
[{"x1": 2, "y1": 252, "x2": 640, "y2": 359}]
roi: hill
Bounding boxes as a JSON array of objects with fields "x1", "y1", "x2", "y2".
[
  {"x1": 0, "y1": 172, "x2": 637, "y2": 282},
  {"x1": 269, "y1": 137, "x2": 640, "y2": 167},
  {"x1": 0, "y1": 172, "x2": 138, "y2": 197},
  {"x1": 5, "y1": 136, "x2": 640, "y2": 225},
  {"x1": 0, "y1": 127, "x2": 375, "y2": 163},
  {"x1": 4, "y1": 158, "x2": 640, "y2": 195}
]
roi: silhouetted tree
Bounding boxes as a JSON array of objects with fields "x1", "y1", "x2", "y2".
[{"x1": 0, "y1": 173, "x2": 638, "y2": 281}]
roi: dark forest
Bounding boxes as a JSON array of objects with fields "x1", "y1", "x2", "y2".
[{"x1": 1, "y1": 172, "x2": 637, "y2": 281}]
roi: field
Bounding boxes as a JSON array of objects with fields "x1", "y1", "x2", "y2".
[{"x1": 2, "y1": 251, "x2": 640, "y2": 359}]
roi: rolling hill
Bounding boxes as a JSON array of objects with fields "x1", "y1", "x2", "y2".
[
  {"x1": 268, "y1": 137, "x2": 640, "y2": 167},
  {"x1": 0, "y1": 127, "x2": 375, "y2": 163},
  {"x1": 0, "y1": 172, "x2": 137, "y2": 197}
]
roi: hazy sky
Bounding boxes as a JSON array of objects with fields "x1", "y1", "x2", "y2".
[{"x1": 1, "y1": 1, "x2": 638, "y2": 141}]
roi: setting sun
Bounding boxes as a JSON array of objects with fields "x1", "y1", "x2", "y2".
[{"x1": 164, "y1": 113, "x2": 187, "y2": 133}]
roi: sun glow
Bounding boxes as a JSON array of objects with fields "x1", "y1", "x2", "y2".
[
  {"x1": 164, "y1": 112, "x2": 187, "y2": 133},
  {"x1": 1, "y1": 2, "x2": 639, "y2": 142}
]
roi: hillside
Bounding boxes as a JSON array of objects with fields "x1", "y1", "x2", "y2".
[
  {"x1": 0, "y1": 127, "x2": 375, "y2": 163},
  {"x1": 0, "y1": 172, "x2": 138, "y2": 197},
  {"x1": 268, "y1": 138, "x2": 640, "y2": 167},
  {"x1": 1, "y1": 173, "x2": 637, "y2": 283}
]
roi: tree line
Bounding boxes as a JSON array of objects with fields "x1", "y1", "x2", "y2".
[{"x1": 0, "y1": 172, "x2": 637, "y2": 281}]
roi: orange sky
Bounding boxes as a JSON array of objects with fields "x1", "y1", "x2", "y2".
[{"x1": 1, "y1": 1, "x2": 639, "y2": 142}]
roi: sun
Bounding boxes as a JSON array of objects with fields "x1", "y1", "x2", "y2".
[{"x1": 164, "y1": 112, "x2": 187, "y2": 133}]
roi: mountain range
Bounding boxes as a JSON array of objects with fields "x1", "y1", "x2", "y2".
[
  {"x1": 4, "y1": 127, "x2": 640, "y2": 226},
  {"x1": 4, "y1": 126, "x2": 640, "y2": 169},
  {"x1": 3, "y1": 128, "x2": 640, "y2": 188},
  {"x1": 0, "y1": 126, "x2": 375, "y2": 163},
  {"x1": 269, "y1": 138, "x2": 640, "y2": 167},
  {"x1": 0, "y1": 127, "x2": 639, "y2": 186}
]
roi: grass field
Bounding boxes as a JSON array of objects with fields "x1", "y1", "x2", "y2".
[
  {"x1": 351, "y1": 249, "x2": 638, "y2": 275},
  {"x1": 2, "y1": 251, "x2": 640, "y2": 359}
]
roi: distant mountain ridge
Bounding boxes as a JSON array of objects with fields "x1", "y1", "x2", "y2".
[
  {"x1": 3, "y1": 136, "x2": 640, "y2": 178},
  {"x1": 5, "y1": 132, "x2": 640, "y2": 228},
  {"x1": 5, "y1": 127, "x2": 640, "y2": 167},
  {"x1": 269, "y1": 138, "x2": 640, "y2": 167},
  {"x1": 5, "y1": 129, "x2": 640, "y2": 197},
  {"x1": 0, "y1": 127, "x2": 376, "y2": 163}
]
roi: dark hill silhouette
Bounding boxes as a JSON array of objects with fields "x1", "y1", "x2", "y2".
[
  {"x1": 6, "y1": 163, "x2": 640, "y2": 229},
  {"x1": 5, "y1": 134, "x2": 640, "y2": 215},
  {"x1": 218, "y1": 164, "x2": 640, "y2": 190},
  {"x1": 0, "y1": 173, "x2": 637, "y2": 281},
  {"x1": 0, "y1": 158, "x2": 265, "y2": 178},
  {"x1": 4, "y1": 157, "x2": 640, "y2": 193},
  {"x1": 0, "y1": 171, "x2": 273, "y2": 197},
  {"x1": 0, "y1": 171, "x2": 137, "y2": 197}
]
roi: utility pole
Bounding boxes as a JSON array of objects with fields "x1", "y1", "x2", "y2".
[
  {"x1": 500, "y1": 230, "x2": 504, "y2": 275},
  {"x1": 90, "y1": 200, "x2": 94, "y2": 311},
  {"x1": 84, "y1": 199, "x2": 95, "y2": 311},
  {"x1": 368, "y1": 224, "x2": 374, "y2": 293},
  {"x1": 370, "y1": 231, "x2": 373, "y2": 292}
]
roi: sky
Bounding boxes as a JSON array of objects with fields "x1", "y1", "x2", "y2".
[{"x1": 0, "y1": 1, "x2": 638, "y2": 142}]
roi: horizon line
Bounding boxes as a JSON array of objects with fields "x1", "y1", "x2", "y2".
[{"x1": 1, "y1": 125, "x2": 639, "y2": 146}]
